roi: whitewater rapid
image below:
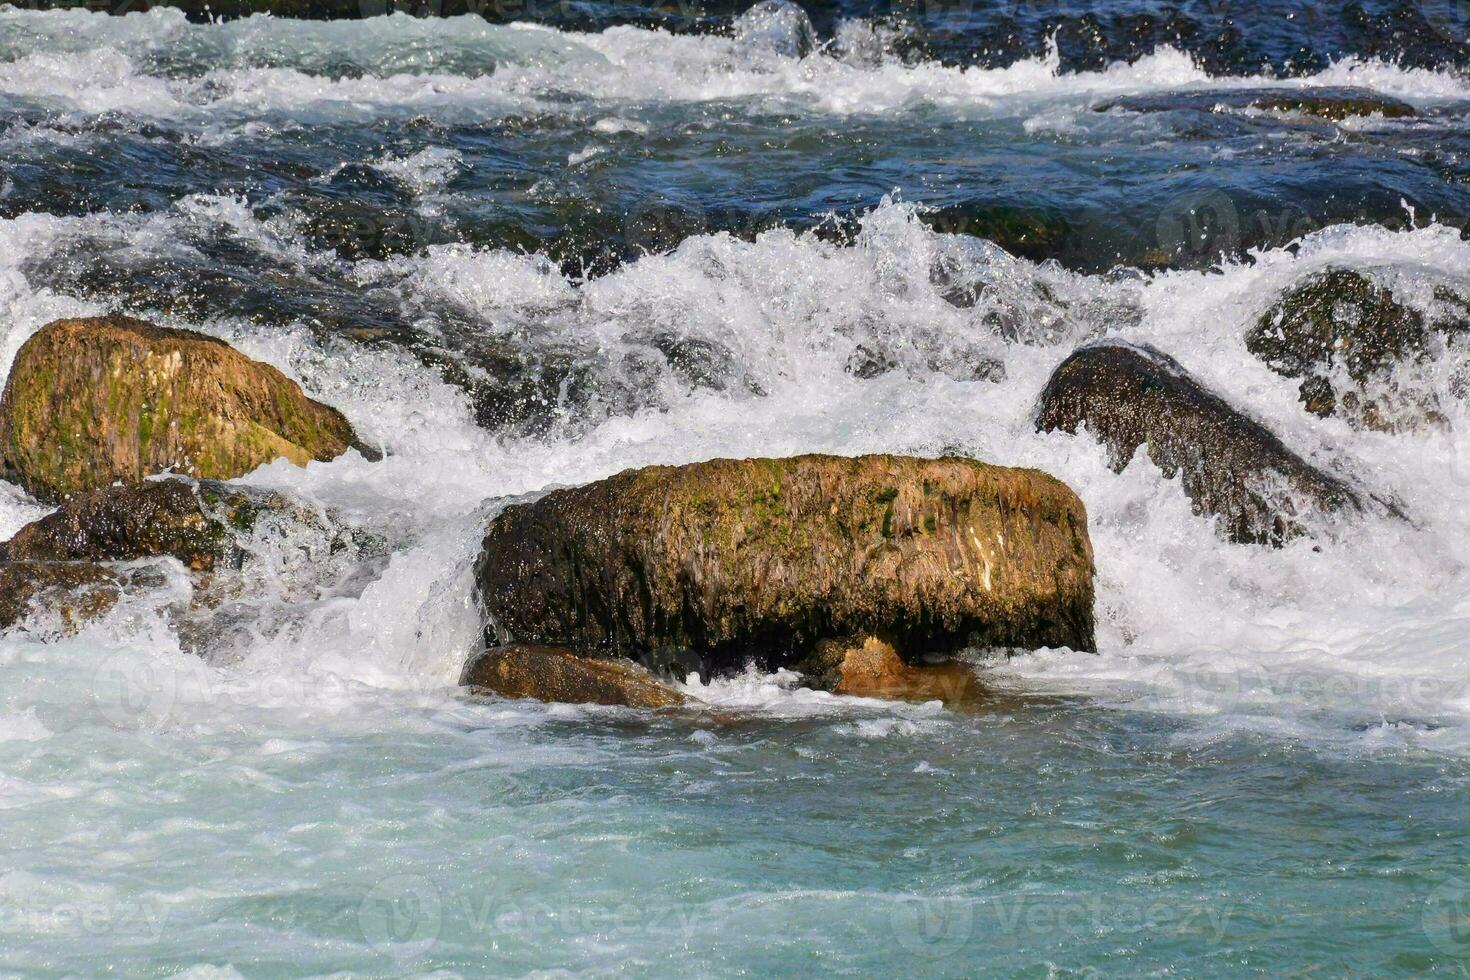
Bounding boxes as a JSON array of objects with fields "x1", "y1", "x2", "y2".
[
  {"x1": 0, "y1": 6, "x2": 1467, "y2": 757},
  {"x1": 2, "y1": 193, "x2": 1468, "y2": 751}
]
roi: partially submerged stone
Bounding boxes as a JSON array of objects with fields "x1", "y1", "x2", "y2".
[
  {"x1": 1097, "y1": 87, "x2": 1417, "y2": 120},
  {"x1": 0, "y1": 561, "x2": 122, "y2": 631},
  {"x1": 1247, "y1": 269, "x2": 1465, "y2": 430},
  {"x1": 0, "y1": 316, "x2": 373, "y2": 501},
  {"x1": 461, "y1": 644, "x2": 691, "y2": 709},
  {"x1": 1036, "y1": 341, "x2": 1365, "y2": 545},
  {"x1": 0, "y1": 478, "x2": 381, "y2": 642},
  {"x1": 476, "y1": 454, "x2": 1096, "y2": 673},
  {"x1": 795, "y1": 635, "x2": 989, "y2": 708},
  {"x1": 3, "y1": 479, "x2": 274, "y2": 571}
]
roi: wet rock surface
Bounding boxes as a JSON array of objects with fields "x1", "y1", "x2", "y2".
[
  {"x1": 0, "y1": 316, "x2": 371, "y2": 501},
  {"x1": 461, "y1": 644, "x2": 692, "y2": 708},
  {"x1": 0, "y1": 478, "x2": 384, "y2": 642},
  {"x1": 1036, "y1": 341, "x2": 1367, "y2": 545},
  {"x1": 0, "y1": 561, "x2": 124, "y2": 632},
  {"x1": 476, "y1": 454, "x2": 1096, "y2": 673},
  {"x1": 794, "y1": 635, "x2": 989, "y2": 707},
  {"x1": 2, "y1": 480, "x2": 265, "y2": 572},
  {"x1": 1096, "y1": 87, "x2": 1418, "y2": 120},
  {"x1": 1247, "y1": 269, "x2": 1469, "y2": 430}
]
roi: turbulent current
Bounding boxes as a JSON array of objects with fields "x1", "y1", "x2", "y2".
[{"x1": 2, "y1": 3, "x2": 1470, "y2": 975}]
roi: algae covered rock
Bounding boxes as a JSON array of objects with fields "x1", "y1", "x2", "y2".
[
  {"x1": 3, "y1": 479, "x2": 275, "y2": 572},
  {"x1": 461, "y1": 644, "x2": 691, "y2": 709},
  {"x1": 476, "y1": 454, "x2": 1096, "y2": 673},
  {"x1": 1247, "y1": 269, "x2": 1465, "y2": 430},
  {"x1": 0, "y1": 316, "x2": 371, "y2": 501},
  {"x1": 1036, "y1": 341, "x2": 1365, "y2": 545}
]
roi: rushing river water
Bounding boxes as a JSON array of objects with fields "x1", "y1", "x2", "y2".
[{"x1": 2, "y1": 2, "x2": 1470, "y2": 975}]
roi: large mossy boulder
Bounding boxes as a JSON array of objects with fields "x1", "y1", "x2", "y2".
[
  {"x1": 461, "y1": 645, "x2": 691, "y2": 709},
  {"x1": 1247, "y1": 269, "x2": 1466, "y2": 430},
  {"x1": 1036, "y1": 341, "x2": 1364, "y2": 545},
  {"x1": 0, "y1": 316, "x2": 371, "y2": 501},
  {"x1": 476, "y1": 454, "x2": 1095, "y2": 674}
]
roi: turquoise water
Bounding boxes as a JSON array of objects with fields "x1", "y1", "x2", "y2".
[
  {"x1": 3, "y1": 659, "x2": 1468, "y2": 976},
  {"x1": 2, "y1": 4, "x2": 1470, "y2": 976}
]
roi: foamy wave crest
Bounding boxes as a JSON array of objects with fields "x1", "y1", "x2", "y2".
[{"x1": 0, "y1": 7, "x2": 1467, "y2": 127}]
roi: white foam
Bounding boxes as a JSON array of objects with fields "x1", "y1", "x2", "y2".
[
  {"x1": 0, "y1": 8, "x2": 1464, "y2": 126},
  {"x1": 0, "y1": 11, "x2": 1467, "y2": 752}
]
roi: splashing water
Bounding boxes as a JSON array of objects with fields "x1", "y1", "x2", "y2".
[{"x1": 2, "y1": 7, "x2": 1470, "y2": 975}]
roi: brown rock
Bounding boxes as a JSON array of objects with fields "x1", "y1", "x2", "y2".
[
  {"x1": 796, "y1": 635, "x2": 989, "y2": 707},
  {"x1": 1036, "y1": 341, "x2": 1367, "y2": 545},
  {"x1": 0, "y1": 316, "x2": 373, "y2": 501},
  {"x1": 0, "y1": 561, "x2": 122, "y2": 631},
  {"x1": 460, "y1": 644, "x2": 691, "y2": 708},
  {"x1": 2, "y1": 479, "x2": 278, "y2": 572},
  {"x1": 476, "y1": 454, "x2": 1095, "y2": 673}
]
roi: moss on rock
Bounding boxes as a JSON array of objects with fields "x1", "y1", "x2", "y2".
[
  {"x1": 475, "y1": 454, "x2": 1095, "y2": 672},
  {"x1": 1247, "y1": 269, "x2": 1465, "y2": 430},
  {"x1": 2, "y1": 479, "x2": 270, "y2": 572},
  {"x1": 0, "y1": 316, "x2": 371, "y2": 501}
]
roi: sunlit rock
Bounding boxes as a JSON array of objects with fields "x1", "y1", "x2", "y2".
[
  {"x1": 461, "y1": 644, "x2": 692, "y2": 708},
  {"x1": 794, "y1": 635, "x2": 989, "y2": 707},
  {"x1": 0, "y1": 316, "x2": 374, "y2": 501},
  {"x1": 476, "y1": 454, "x2": 1096, "y2": 676}
]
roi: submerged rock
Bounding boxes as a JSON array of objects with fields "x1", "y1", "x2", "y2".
[
  {"x1": 0, "y1": 478, "x2": 381, "y2": 640},
  {"x1": 0, "y1": 316, "x2": 372, "y2": 501},
  {"x1": 1097, "y1": 87, "x2": 1417, "y2": 120},
  {"x1": 461, "y1": 644, "x2": 691, "y2": 709},
  {"x1": 0, "y1": 561, "x2": 123, "y2": 631},
  {"x1": 476, "y1": 454, "x2": 1095, "y2": 675},
  {"x1": 1247, "y1": 269, "x2": 1466, "y2": 430},
  {"x1": 733, "y1": 0, "x2": 818, "y2": 59},
  {"x1": 1036, "y1": 341, "x2": 1363, "y2": 545}
]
